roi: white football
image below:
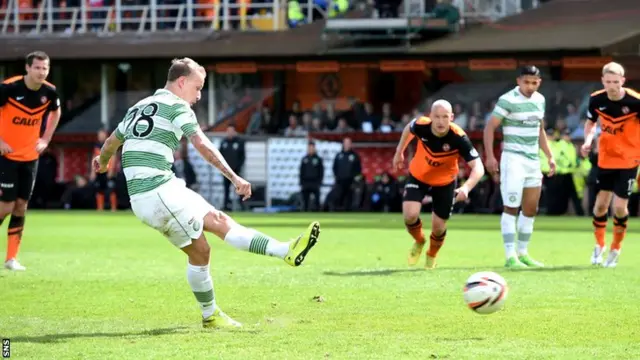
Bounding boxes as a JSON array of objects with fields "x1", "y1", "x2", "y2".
[{"x1": 463, "y1": 271, "x2": 508, "y2": 314}]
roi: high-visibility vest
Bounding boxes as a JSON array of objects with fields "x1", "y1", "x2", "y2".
[
  {"x1": 288, "y1": 0, "x2": 304, "y2": 22},
  {"x1": 328, "y1": 0, "x2": 348, "y2": 17}
]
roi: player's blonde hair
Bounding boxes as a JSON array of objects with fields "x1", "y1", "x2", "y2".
[
  {"x1": 602, "y1": 62, "x2": 625, "y2": 77},
  {"x1": 431, "y1": 99, "x2": 453, "y2": 113},
  {"x1": 167, "y1": 57, "x2": 206, "y2": 82}
]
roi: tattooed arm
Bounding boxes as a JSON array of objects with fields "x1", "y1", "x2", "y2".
[
  {"x1": 189, "y1": 128, "x2": 238, "y2": 182},
  {"x1": 188, "y1": 128, "x2": 252, "y2": 200}
]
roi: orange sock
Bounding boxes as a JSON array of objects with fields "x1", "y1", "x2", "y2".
[
  {"x1": 427, "y1": 230, "x2": 446, "y2": 258},
  {"x1": 5, "y1": 216, "x2": 25, "y2": 262},
  {"x1": 592, "y1": 214, "x2": 607, "y2": 247},
  {"x1": 96, "y1": 193, "x2": 105, "y2": 210},
  {"x1": 611, "y1": 215, "x2": 628, "y2": 251},
  {"x1": 405, "y1": 218, "x2": 425, "y2": 244},
  {"x1": 109, "y1": 192, "x2": 118, "y2": 212}
]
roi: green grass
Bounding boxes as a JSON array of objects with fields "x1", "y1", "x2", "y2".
[{"x1": 1, "y1": 211, "x2": 640, "y2": 359}]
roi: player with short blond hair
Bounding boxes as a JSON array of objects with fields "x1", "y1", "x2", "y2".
[
  {"x1": 94, "y1": 57, "x2": 321, "y2": 328},
  {"x1": 581, "y1": 61, "x2": 640, "y2": 268}
]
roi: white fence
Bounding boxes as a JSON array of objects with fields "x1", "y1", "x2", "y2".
[
  {"x1": 188, "y1": 135, "x2": 341, "y2": 209},
  {"x1": 0, "y1": 0, "x2": 539, "y2": 35},
  {"x1": 453, "y1": 0, "x2": 540, "y2": 22},
  {"x1": 0, "y1": 0, "x2": 323, "y2": 34}
]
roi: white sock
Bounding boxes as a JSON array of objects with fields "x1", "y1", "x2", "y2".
[
  {"x1": 187, "y1": 263, "x2": 216, "y2": 318},
  {"x1": 517, "y1": 212, "x2": 535, "y2": 256},
  {"x1": 501, "y1": 213, "x2": 517, "y2": 258},
  {"x1": 224, "y1": 225, "x2": 289, "y2": 259}
]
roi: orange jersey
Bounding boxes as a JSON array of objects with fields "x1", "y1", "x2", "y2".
[
  {"x1": 587, "y1": 88, "x2": 640, "y2": 169},
  {"x1": 408, "y1": 116, "x2": 479, "y2": 186},
  {"x1": 0, "y1": 76, "x2": 60, "y2": 162}
]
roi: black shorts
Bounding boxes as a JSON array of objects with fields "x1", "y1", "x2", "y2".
[
  {"x1": 0, "y1": 156, "x2": 38, "y2": 202},
  {"x1": 94, "y1": 173, "x2": 116, "y2": 193},
  {"x1": 95, "y1": 173, "x2": 108, "y2": 191},
  {"x1": 402, "y1": 174, "x2": 456, "y2": 220},
  {"x1": 596, "y1": 166, "x2": 638, "y2": 199}
]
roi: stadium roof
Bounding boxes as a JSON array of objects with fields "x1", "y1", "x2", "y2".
[{"x1": 411, "y1": 0, "x2": 640, "y2": 55}]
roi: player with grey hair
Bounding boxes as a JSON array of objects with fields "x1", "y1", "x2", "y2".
[{"x1": 393, "y1": 99, "x2": 485, "y2": 269}]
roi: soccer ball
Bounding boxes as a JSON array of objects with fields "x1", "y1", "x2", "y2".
[{"x1": 463, "y1": 271, "x2": 508, "y2": 315}]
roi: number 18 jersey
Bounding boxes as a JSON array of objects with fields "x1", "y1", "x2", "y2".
[{"x1": 114, "y1": 88, "x2": 199, "y2": 199}]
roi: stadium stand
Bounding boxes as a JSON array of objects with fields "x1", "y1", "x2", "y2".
[{"x1": 1, "y1": 0, "x2": 638, "y2": 216}]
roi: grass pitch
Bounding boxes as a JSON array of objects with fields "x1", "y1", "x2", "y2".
[{"x1": 1, "y1": 211, "x2": 639, "y2": 359}]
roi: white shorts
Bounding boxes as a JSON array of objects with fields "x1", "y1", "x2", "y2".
[
  {"x1": 130, "y1": 178, "x2": 215, "y2": 248},
  {"x1": 500, "y1": 153, "x2": 543, "y2": 208}
]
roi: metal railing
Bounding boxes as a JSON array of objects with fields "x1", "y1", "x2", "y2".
[
  {"x1": 453, "y1": 0, "x2": 540, "y2": 22},
  {"x1": 0, "y1": 0, "x2": 325, "y2": 34}
]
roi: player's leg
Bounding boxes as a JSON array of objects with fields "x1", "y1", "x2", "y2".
[
  {"x1": 95, "y1": 173, "x2": 107, "y2": 211},
  {"x1": 591, "y1": 168, "x2": 615, "y2": 265},
  {"x1": 1, "y1": 199, "x2": 16, "y2": 269},
  {"x1": 107, "y1": 177, "x2": 118, "y2": 212},
  {"x1": 176, "y1": 184, "x2": 320, "y2": 266},
  {"x1": 312, "y1": 188, "x2": 321, "y2": 212},
  {"x1": 204, "y1": 208, "x2": 320, "y2": 267},
  {"x1": 129, "y1": 186, "x2": 241, "y2": 329},
  {"x1": 517, "y1": 185, "x2": 544, "y2": 267},
  {"x1": 602, "y1": 168, "x2": 637, "y2": 267},
  {"x1": 3, "y1": 159, "x2": 36, "y2": 271},
  {"x1": 423, "y1": 181, "x2": 455, "y2": 269},
  {"x1": 499, "y1": 158, "x2": 527, "y2": 268},
  {"x1": 0, "y1": 156, "x2": 16, "y2": 227},
  {"x1": 6, "y1": 198, "x2": 28, "y2": 269},
  {"x1": 402, "y1": 176, "x2": 428, "y2": 266},
  {"x1": 179, "y1": 232, "x2": 241, "y2": 329},
  {"x1": 222, "y1": 177, "x2": 232, "y2": 211},
  {"x1": 301, "y1": 188, "x2": 310, "y2": 212},
  {"x1": 179, "y1": 182, "x2": 320, "y2": 265},
  {"x1": 0, "y1": 157, "x2": 18, "y2": 268}
]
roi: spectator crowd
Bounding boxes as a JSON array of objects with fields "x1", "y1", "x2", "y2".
[{"x1": 31, "y1": 81, "x2": 640, "y2": 219}]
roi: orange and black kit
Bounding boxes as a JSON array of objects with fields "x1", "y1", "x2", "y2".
[{"x1": 402, "y1": 116, "x2": 479, "y2": 220}]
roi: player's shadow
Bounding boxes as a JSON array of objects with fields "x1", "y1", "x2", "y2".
[
  {"x1": 323, "y1": 265, "x2": 596, "y2": 277},
  {"x1": 10, "y1": 326, "x2": 189, "y2": 344},
  {"x1": 324, "y1": 268, "x2": 425, "y2": 276},
  {"x1": 503, "y1": 265, "x2": 599, "y2": 272}
]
